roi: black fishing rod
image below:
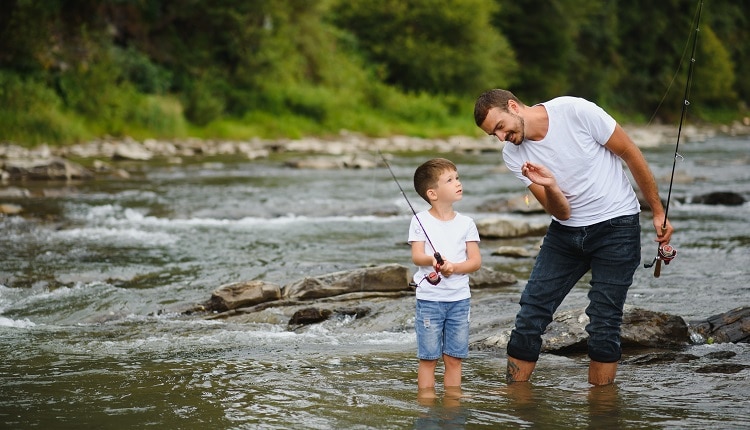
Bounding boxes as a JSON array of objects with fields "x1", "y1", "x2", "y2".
[
  {"x1": 377, "y1": 149, "x2": 444, "y2": 286},
  {"x1": 645, "y1": 0, "x2": 703, "y2": 277}
]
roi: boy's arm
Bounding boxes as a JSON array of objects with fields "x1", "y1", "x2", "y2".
[
  {"x1": 411, "y1": 241, "x2": 440, "y2": 267},
  {"x1": 439, "y1": 241, "x2": 481, "y2": 276}
]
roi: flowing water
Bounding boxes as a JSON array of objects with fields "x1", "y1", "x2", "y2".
[{"x1": 1, "y1": 135, "x2": 749, "y2": 429}]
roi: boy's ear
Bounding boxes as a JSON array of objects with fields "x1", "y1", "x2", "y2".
[{"x1": 426, "y1": 188, "x2": 438, "y2": 201}]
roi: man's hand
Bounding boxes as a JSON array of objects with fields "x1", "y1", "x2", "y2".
[
  {"x1": 521, "y1": 161, "x2": 556, "y2": 187},
  {"x1": 523, "y1": 161, "x2": 571, "y2": 221},
  {"x1": 653, "y1": 216, "x2": 674, "y2": 245}
]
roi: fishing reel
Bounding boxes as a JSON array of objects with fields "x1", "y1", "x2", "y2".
[
  {"x1": 410, "y1": 252, "x2": 445, "y2": 288},
  {"x1": 426, "y1": 252, "x2": 445, "y2": 285},
  {"x1": 644, "y1": 244, "x2": 677, "y2": 278}
]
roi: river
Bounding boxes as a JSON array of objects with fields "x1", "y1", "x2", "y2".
[{"x1": 1, "y1": 133, "x2": 748, "y2": 429}]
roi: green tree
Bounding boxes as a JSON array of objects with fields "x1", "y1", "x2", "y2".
[
  {"x1": 492, "y1": 0, "x2": 593, "y2": 103},
  {"x1": 567, "y1": 1, "x2": 622, "y2": 109},
  {"x1": 704, "y1": 1, "x2": 749, "y2": 109},
  {"x1": 332, "y1": 0, "x2": 517, "y2": 96}
]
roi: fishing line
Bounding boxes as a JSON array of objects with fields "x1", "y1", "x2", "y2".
[
  {"x1": 360, "y1": 157, "x2": 381, "y2": 293},
  {"x1": 644, "y1": 0, "x2": 703, "y2": 277},
  {"x1": 377, "y1": 148, "x2": 444, "y2": 286}
]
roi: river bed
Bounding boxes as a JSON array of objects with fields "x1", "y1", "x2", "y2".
[{"x1": 1, "y1": 134, "x2": 749, "y2": 429}]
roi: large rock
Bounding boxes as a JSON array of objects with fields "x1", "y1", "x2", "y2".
[
  {"x1": 112, "y1": 140, "x2": 154, "y2": 161},
  {"x1": 206, "y1": 280, "x2": 282, "y2": 312},
  {"x1": 689, "y1": 191, "x2": 746, "y2": 206},
  {"x1": 477, "y1": 195, "x2": 545, "y2": 214},
  {"x1": 476, "y1": 216, "x2": 549, "y2": 239},
  {"x1": 471, "y1": 306, "x2": 689, "y2": 353},
  {"x1": 469, "y1": 267, "x2": 518, "y2": 289},
  {"x1": 288, "y1": 306, "x2": 370, "y2": 326},
  {"x1": 283, "y1": 264, "x2": 411, "y2": 300},
  {"x1": 2, "y1": 157, "x2": 93, "y2": 180},
  {"x1": 690, "y1": 306, "x2": 750, "y2": 344}
]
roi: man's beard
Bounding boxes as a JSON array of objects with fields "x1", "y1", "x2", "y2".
[{"x1": 509, "y1": 113, "x2": 525, "y2": 145}]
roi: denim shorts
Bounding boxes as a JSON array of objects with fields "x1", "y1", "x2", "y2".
[
  {"x1": 507, "y1": 214, "x2": 641, "y2": 363},
  {"x1": 416, "y1": 298, "x2": 471, "y2": 360}
]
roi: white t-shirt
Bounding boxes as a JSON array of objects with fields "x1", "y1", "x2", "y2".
[
  {"x1": 408, "y1": 210, "x2": 480, "y2": 302},
  {"x1": 502, "y1": 96, "x2": 640, "y2": 227}
]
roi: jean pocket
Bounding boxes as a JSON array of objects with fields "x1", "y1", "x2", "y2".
[{"x1": 608, "y1": 214, "x2": 639, "y2": 228}]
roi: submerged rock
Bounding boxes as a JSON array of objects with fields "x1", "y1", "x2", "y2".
[
  {"x1": 289, "y1": 307, "x2": 333, "y2": 325},
  {"x1": 289, "y1": 306, "x2": 370, "y2": 327}
]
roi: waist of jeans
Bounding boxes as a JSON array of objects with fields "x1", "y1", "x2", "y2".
[{"x1": 550, "y1": 213, "x2": 639, "y2": 230}]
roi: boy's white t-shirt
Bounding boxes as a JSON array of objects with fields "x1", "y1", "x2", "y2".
[
  {"x1": 502, "y1": 96, "x2": 640, "y2": 227},
  {"x1": 408, "y1": 210, "x2": 479, "y2": 302}
]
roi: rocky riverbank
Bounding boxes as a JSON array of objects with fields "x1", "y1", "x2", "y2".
[{"x1": 2, "y1": 121, "x2": 750, "y2": 179}]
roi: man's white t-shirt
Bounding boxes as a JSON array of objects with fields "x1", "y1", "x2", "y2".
[
  {"x1": 408, "y1": 211, "x2": 479, "y2": 302},
  {"x1": 502, "y1": 96, "x2": 640, "y2": 227}
]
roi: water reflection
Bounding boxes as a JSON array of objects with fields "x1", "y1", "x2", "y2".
[
  {"x1": 587, "y1": 383, "x2": 622, "y2": 429},
  {"x1": 414, "y1": 386, "x2": 468, "y2": 429}
]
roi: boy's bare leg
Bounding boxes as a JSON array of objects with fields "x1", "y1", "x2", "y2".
[
  {"x1": 417, "y1": 386, "x2": 437, "y2": 405},
  {"x1": 588, "y1": 360, "x2": 618, "y2": 386},
  {"x1": 506, "y1": 356, "x2": 536, "y2": 383},
  {"x1": 418, "y1": 359, "x2": 438, "y2": 389},
  {"x1": 443, "y1": 354, "x2": 462, "y2": 387}
]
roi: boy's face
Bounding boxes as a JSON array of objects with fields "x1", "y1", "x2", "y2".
[{"x1": 430, "y1": 169, "x2": 462, "y2": 203}]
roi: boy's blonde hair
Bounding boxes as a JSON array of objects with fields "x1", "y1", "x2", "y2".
[{"x1": 413, "y1": 158, "x2": 457, "y2": 203}]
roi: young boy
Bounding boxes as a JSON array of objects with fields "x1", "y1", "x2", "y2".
[{"x1": 408, "y1": 158, "x2": 482, "y2": 395}]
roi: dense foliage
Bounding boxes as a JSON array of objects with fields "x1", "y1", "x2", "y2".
[{"x1": 0, "y1": 0, "x2": 747, "y2": 146}]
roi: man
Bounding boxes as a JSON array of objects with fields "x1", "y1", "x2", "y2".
[{"x1": 474, "y1": 89, "x2": 673, "y2": 385}]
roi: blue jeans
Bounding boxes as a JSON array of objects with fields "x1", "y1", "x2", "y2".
[
  {"x1": 507, "y1": 214, "x2": 641, "y2": 363},
  {"x1": 416, "y1": 298, "x2": 471, "y2": 360}
]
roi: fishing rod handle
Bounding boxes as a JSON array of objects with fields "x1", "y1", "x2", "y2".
[
  {"x1": 653, "y1": 259, "x2": 662, "y2": 278},
  {"x1": 434, "y1": 252, "x2": 444, "y2": 265}
]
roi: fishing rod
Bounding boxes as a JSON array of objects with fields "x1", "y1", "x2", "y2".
[
  {"x1": 377, "y1": 149, "x2": 444, "y2": 286},
  {"x1": 644, "y1": 0, "x2": 703, "y2": 277}
]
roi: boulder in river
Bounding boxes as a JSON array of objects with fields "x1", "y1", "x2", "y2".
[
  {"x1": 689, "y1": 191, "x2": 746, "y2": 206},
  {"x1": 471, "y1": 306, "x2": 690, "y2": 354},
  {"x1": 689, "y1": 306, "x2": 750, "y2": 344},
  {"x1": 283, "y1": 263, "x2": 411, "y2": 300},
  {"x1": 476, "y1": 216, "x2": 549, "y2": 239},
  {"x1": 206, "y1": 280, "x2": 282, "y2": 312}
]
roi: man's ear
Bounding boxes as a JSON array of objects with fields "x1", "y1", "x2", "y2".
[{"x1": 507, "y1": 99, "x2": 519, "y2": 113}]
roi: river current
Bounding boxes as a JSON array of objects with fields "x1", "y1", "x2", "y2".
[{"x1": 1, "y1": 134, "x2": 748, "y2": 429}]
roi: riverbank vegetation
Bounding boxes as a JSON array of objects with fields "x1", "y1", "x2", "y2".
[{"x1": 1, "y1": 0, "x2": 748, "y2": 147}]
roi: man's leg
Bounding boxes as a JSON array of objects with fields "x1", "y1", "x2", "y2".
[
  {"x1": 586, "y1": 214, "x2": 641, "y2": 385},
  {"x1": 507, "y1": 356, "x2": 536, "y2": 383},
  {"x1": 588, "y1": 360, "x2": 618, "y2": 385},
  {"x1": 507, "y1": 221, "x2": 590, "y2": 382}
]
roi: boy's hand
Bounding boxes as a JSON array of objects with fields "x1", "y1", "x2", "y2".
[{"x1": 439, "y1": 261, "x2": 455, "y2": 277}]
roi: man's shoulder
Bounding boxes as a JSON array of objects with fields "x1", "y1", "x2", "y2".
[{"x1": 543, "y1": 96, "x2": 594, "y2": 110}]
